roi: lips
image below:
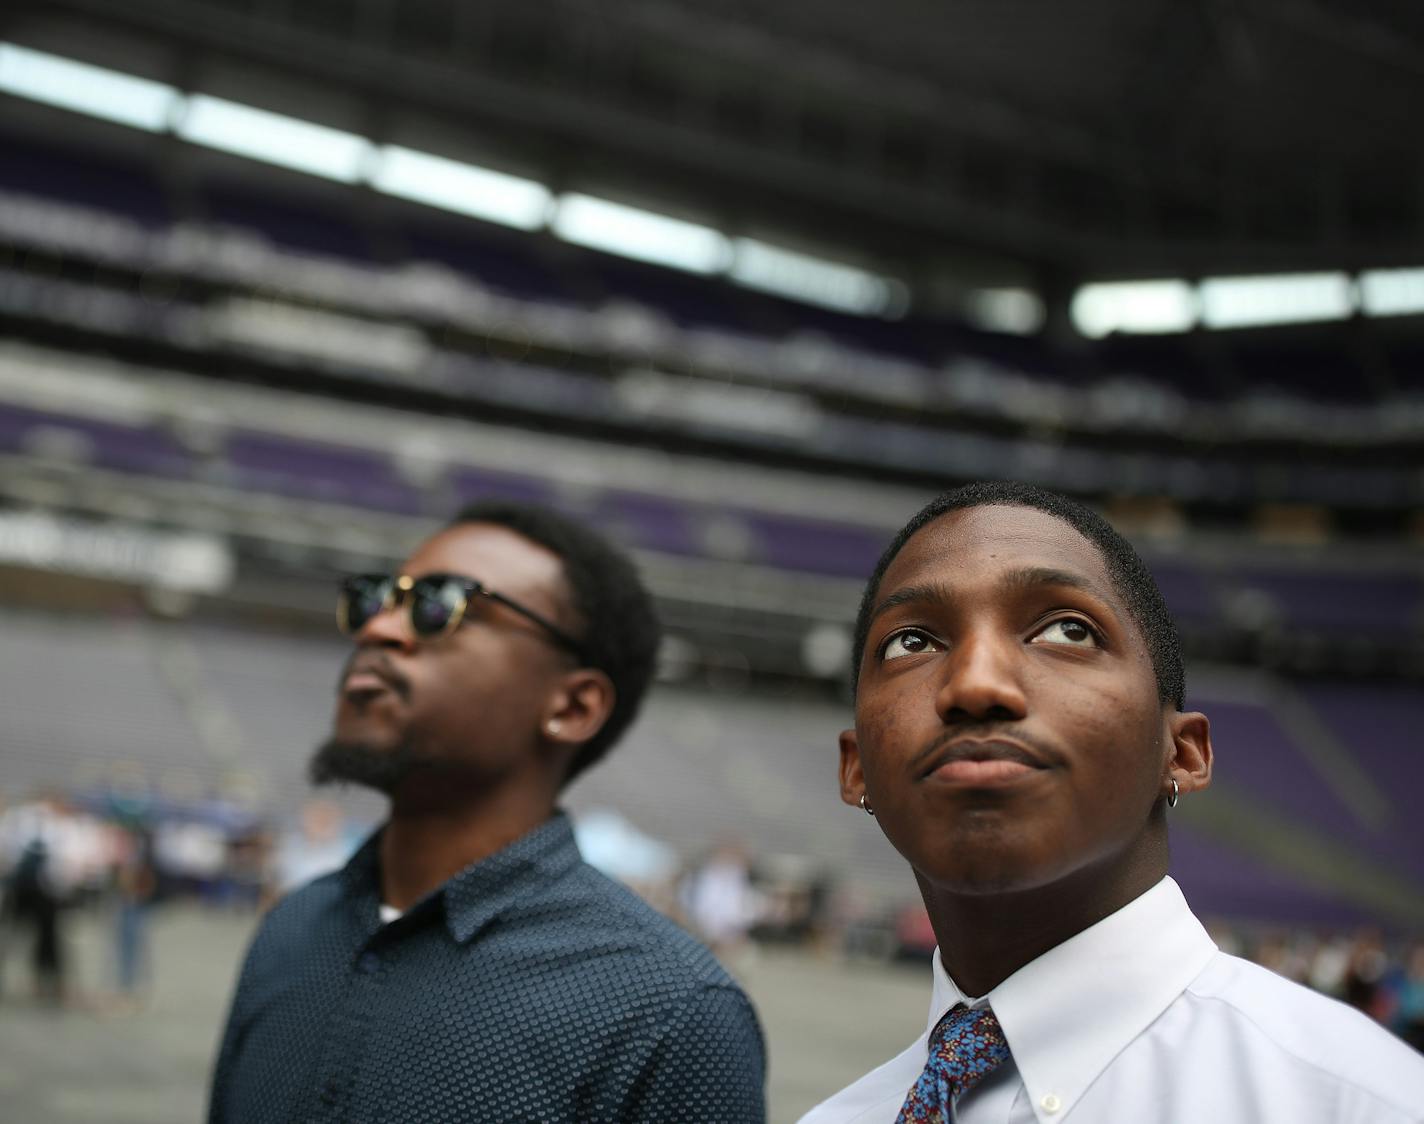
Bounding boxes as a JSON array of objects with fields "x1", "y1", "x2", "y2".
[
  {"x1": 917, "y1": 736, "x2": 1050, "y2": 788},
  {"x1": 338, "y1": 653, "x2": 409, "y2": 702},
  {"x1": 342, "y1": 671, "x2": 392, "y2": 697}
]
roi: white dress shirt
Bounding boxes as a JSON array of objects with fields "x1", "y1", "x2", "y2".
[{"x1": 800, "y1": 878, "x2": 1424, "y2": 1123}]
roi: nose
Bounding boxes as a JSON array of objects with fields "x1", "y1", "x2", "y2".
[
  {"x1": 353, "y1": 596, "x2": 416, "y2": 653},
  {"x1": 934, "y1": 629, "x2": 1028, "y2": 724}
]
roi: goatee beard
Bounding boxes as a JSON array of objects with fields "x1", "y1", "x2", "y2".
[{"x1": 309, "y1": 737, "x2": 431, "y2": 794}]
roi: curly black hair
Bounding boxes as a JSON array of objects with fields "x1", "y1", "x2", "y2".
[
  {"x1": 851, "y1": 481, "x2": 1185, "y2": 709},
  {"x1": 450, "y1": 501, "x2": 661, "y2": 785}
]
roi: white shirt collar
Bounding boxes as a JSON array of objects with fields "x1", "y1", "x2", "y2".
[{"x1": 928, "y1": 877, "x2": 1217, "y2": 1122}]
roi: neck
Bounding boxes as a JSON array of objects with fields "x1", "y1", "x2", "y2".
[
  {"x1": 921, "y1": 839, "x2": 1167, "y2": 997},
  {"x1": 378, "y1": 775, "x2": 557, "y2": 911}
]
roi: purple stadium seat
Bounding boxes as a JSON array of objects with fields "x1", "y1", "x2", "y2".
[
  {"x1": 1305, "y1": 684, "x2": 1424, "y2": 863},
  {"x1": 224, "y1": 431, "x2": 421, "y2": 513},
  {"x1": 1094, "y1": 336, "x2": 1230, "y2": 400},
  {"x1": 1197, "y1": 695, "x2": 1424, "y2": 884},
  {"x1": 1231, "y1": 333, "x2": 1377, "y2": 404},
  {"x1": 740, "y1": 510, "x2": 886, "y2": 577},
  {"x1": 1202, "y1": 698, "x2": 1361, "y2": 838},
  {"x1": 1169, "y1": 824, "x2": 1378, "y2": 928},
  {"x1": 1147, "y1": 561, "x2": 1220, "y2": 626},
  {"x1": 1232, "y1": 570, "x2": 1421, "y2": 636},
  {"x1": 200, "y1": 180, "x2": 374, "y2": 260},
  {"x1": 447, "y1": 466, "x2": 556, "y2": 507},
  {"x1": 594, "y1": 492, "x2": 701, "y2": 557},
  {"x1": 582, "y1": 255, "x2": 753, "y2": 333},
  {"x1": 0, "y1": 401, "x2": 190, "y2": 476},
  {"x1": 0, "y1": 130, "x2": 173, "y2": 228},
  {"x1": 399, "y1": 215, "x2": 582, "y2": 304}
]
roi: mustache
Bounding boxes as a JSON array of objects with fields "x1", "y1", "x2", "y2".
[
  {"x1": 337, "y1": 650, "x2": 411, "y2": 701},
  {"x1": 908, "y1": 725, "x2": 1051, "y2": 777}
]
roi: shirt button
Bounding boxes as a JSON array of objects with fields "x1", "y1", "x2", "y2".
[
  {"x1": 357, "y1": 951, "x2": 381, "y2": 974},
  {"x1": 1041, "y1": 1093, "x2": 1063, "y2": 1114}
]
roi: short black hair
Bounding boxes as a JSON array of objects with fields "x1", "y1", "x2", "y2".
[
  {"x1": 851, "y1": 481, "x2": 1185, "y2": 709},
  {"x1": 450, "y1": 501, "x2": 661, "y2": 784}
]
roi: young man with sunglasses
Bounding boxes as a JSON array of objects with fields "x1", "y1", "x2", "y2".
[
  {"x1": 209, "y1": 502, "x2": 765, "y2": 1124},
  {"x1": 801, "y1": 482, "x2": 1423, "y2": 1124}
]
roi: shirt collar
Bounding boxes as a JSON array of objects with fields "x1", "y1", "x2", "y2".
[
  {"x1": 929, "y1": 877, "x2": 1217, "y2": 1123},
  {"x1": 340, "y1": 811, "x2": 583, "y2": 944}
]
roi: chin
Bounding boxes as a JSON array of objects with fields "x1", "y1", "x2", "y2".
[
  {"x1": 920, "y1": 862, "x2": 1039, "y2": 896},
  {"x1": 309, "y1": 736, "x2": 420, "y2": 793},
  {"x1": 908, "y1": 830, "x2": 1063, "y2": 898}
]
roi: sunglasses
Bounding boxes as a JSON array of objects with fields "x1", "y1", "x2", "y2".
[{"x1": 336, "y1": 572, "x2": 587, "y2": 660}]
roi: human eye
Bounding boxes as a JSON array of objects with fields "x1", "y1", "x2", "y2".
[
  {"x1": 1029, "y1": 617, "x2": 1101, "y2": 648},
  {"x1": 880, "y1": 628, "x2": 943, "y2": 660}
]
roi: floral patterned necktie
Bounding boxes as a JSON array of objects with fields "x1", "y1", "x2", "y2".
[{"x1": 895, "y1": 1004, "x2": 1011, "y2": 1123}]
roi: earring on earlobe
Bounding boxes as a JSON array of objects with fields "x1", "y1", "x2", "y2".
[
  {"x1": 859, "y1": 793, "x2": 875, "y2": 817},
  {"x1": 1167, "y1": 776, "x2": 1179, "y2": 809},
  {"x1": 546, "y1": 719, "x2": 562, "y2": 736}
]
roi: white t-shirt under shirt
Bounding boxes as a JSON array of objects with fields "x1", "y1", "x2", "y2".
[{"x1": 799, "y1": 878, "x2": 1424, "y2": 1123}]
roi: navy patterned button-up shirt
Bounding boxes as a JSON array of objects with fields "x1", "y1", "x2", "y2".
[{"x1": 209, "y1": 813, "x2": 765, "y2": 1123}]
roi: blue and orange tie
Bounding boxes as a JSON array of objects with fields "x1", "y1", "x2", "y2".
[{"x1": 895, "y1": 1004, "x2": 1011, "y2": 1123}]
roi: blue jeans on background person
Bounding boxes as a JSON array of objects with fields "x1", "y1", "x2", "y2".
[{"x1": 116, "y1": 901, "x2": 149, "y2": 994}]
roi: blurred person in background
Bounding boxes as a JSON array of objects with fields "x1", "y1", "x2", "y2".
[
  {"x1": 1342, "y1": 927, "x2": 1391, "y2": 1019},
  {"x1": 1306, "y1": 930, "x2": 1352, "y2": 998},
  {"x1": 224, "y1": 821, "x2": 272, "y2": 911},
  {"x1": 0, "y1": 792, "x2": 94, "y2": 1005},
  {"x1": 110, "y1": 824, "x2": 158, "y2": 1010},
  {"x1": 802, "y1": 482, "x2": 1424, "y2": 1124},
  {"x1": 682, "y1": 840, "x2": 760, "y2": 958},
  {"x1": 1397, "y1": 943, "x2": 1424, "y2": 1053},
  {"x1": 267, "y1": 797, "x2": 357, "y2": 901},
  {"x1": 209, "y1": 502, "x2": 765, "y2": 1124},
  {"x1": 153, "y1": 816, "x2": 228, "y2": 904}
]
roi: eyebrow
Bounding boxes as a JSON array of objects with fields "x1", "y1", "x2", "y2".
[{"x1": 869, "y1": 566, "x2": 1115, "y2": 626}]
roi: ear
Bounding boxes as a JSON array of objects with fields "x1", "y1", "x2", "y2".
[
  {"x1": 838, "y1": 728, "x2": 865, "y2": 808},
  {"x1": 1165, "y1": 710, "x2": 1213, "y2": 798},
  {"x1": 542, "y1": 669, "x2": 616, "y2": 748}
]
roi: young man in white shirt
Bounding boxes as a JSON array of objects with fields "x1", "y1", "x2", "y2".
[{"x1": 802, "y1": 481, "x2": 1424, "y2": 1124}]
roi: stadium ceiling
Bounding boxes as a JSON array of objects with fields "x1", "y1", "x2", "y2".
[{"x1": 5, "y1": 0, "x2": 1423, "y2": 292}]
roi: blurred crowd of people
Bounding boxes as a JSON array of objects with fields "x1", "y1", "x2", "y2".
[
  {"x1": 1212, "y1": 923, "x2": 1424, "y2": 1052},
  {"x1": 0, "y1": 785, "x2": 363, "y2": 1010},
  {"x1": 581, "y1": 818, "x2": 1424, "y2": 1052},
  {"x1": 0, "y1": 790, "x2": 163, "y2": 1008},
  {"x1": 2, "y1": 785, "x2": 1421, "y2": 1052}
]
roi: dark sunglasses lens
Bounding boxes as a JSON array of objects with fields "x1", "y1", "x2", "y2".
[
  {"x1": 340, "y1": 576, "x2": 390, "y2": 633},
  {"x1": 409, "y1": 578, "x2": 465, "y2": 636}
]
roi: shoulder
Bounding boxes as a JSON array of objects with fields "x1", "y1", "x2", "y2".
[
  {"x1": 515, "y1": 861, "x2": 765, "y2": 1112},
  {"x1": 622, "y1": 981, "x2": 766, "y2": 1122},
  {"x1": 544, "y1": 859, "x2": 746, "y2": 991},
  {"x1": 529, "y1": 860, "x2": 763, "y2": 1045},
  {"x1": 1181, "y1": 952, "x2": 1424, "y2": 1113},
  {"x1": 261, "y1": 868, "x2": 346, "y2": 929},
  {"x1": 239, "y1": 870, "x2": 349, "y2": 967}
]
